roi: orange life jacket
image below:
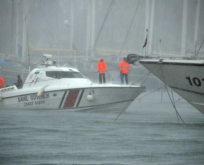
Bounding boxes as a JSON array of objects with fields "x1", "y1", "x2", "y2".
[
  {"x1": 97, "y1": 58, "x2": 107, "y2": 74},
  {"x1": 0, "y1": 77, "x2": 4, "y2": 88},
  {"x1": 120, "y1": 60, "x2": 130, "y2": 74}
]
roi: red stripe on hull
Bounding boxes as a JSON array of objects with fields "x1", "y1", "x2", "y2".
[{"x1": 63, "y1": 90, "x2": 79, "y2": 108}]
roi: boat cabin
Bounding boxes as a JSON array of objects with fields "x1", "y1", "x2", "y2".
[{"x1": 22, "y1": 54, "x2": 91, "y2": 88}]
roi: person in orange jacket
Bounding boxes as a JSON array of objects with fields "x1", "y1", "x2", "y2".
[
  {"x1": 0, "y1": 77, "x2": 4, "y2": 88},
  {"x1": 97, "y1": 58, "x2": 107, "y2": 84},
  {"x1": 120, "y1": 57, "x2": 130, "y2": 84}
]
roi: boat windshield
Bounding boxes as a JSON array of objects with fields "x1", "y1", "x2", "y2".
[{"x1": 46, "y1": 71, "x2": 87, "y2": 79}]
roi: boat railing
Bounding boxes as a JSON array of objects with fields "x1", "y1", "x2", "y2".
[{"x1": 0, "y1": 85, "x2": 18, "y2": 93}]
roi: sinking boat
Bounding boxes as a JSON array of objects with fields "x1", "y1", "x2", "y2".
[
  {"x1": 137, "y1": 56, "x2": 204, "y2": 115},
  {"x1": 0, "y1": 55, "x2": 144, "y2": 111}
]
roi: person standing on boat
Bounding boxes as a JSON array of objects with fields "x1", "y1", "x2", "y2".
[
  {"x1": 16, "y1": 75, "x2": 23, "y2": 89},
  {"x1": 97, "y1": 58, "x2": 107, "y2": 84},
  {"x1": 0, "y1": 77, "x2": 4, "y2": 88},
  {"x1": 120, "y1": 57, "x2": 130, "y2": 84}
]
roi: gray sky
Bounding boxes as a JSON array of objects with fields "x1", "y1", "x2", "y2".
[{"x1": 0, "y1": 0, "x2": 203, "y2": 61}]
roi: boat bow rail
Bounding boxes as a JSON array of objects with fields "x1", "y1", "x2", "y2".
[{"x1": 138, "y1": 57, "x2": 204, "y2": 115}]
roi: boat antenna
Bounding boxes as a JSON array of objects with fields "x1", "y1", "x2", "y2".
[{"x1": 25, "y1": 20, "x2": 31, "y2": 72}]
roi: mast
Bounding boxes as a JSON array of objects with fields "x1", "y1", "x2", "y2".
[
  {"x1": 181, "y1": 0, "x2": 188, "y2": 58},
  {"x1": 145, "y1": 0, "x2": 149, "y2": 56},
  {"x1": 15, "y1": 0, "x2": 19, "y2": 57},
  {"x1": 86, "y1": 0, "x2": 91, "y2": 60},
  {"x1": 148, "y1": 0, "x2": 155, "y2": 56},
  {"x1": 91, "y1": 0, "x2": 95, "y2": 58},
  {"x1": 22, "y1": 0, "x2": 27, "y2": 61},
  {"x1": 194, "y1": 0, "x2": 200, "y2": 58},
  {"x1": 70, "y1": 0, "x2": 75, "y2": 50}
]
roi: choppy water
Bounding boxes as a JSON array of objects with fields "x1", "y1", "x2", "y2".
[{"x1": 0, "y1": 91, "x2": 204, "y2": 165}]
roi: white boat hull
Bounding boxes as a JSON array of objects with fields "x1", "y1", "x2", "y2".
[
  {"x1": 140, "y1": 59, "x2": 204, "y2": 115},
  {"x1": 0, "y1": 86, "x2": 144, "y2": 112}
]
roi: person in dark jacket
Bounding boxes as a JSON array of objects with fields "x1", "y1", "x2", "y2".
[{"x1": 16, "y1": 75, "x2": 23, "y2": 89}]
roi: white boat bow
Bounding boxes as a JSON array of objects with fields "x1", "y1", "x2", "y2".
[{"x1": 139, "y1": 58, "x2": 204, "y2": 115}]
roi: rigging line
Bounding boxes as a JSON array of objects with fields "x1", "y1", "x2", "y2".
[
  {"x1": 119, "y1": 0, "x2": 141, "y2": 56},
  {"x1": 9, "y1": 0, "x2": 37, "y2": 55},
  {"x1": 87, "y1": 62, "x2": 157, "y2": 119},
  {"x1": 196, "y1": 38, "x2": 204, "y2": 56},
  {"x1": 114, "y1": 63, "x2": 157, "y2": 121},
  {"x1": 134, "y1": 86, "x2": 165, "y2": 101},
  {"x1": 159, "y1": 63, "x2": 185, "y2": 123},
  {"x1": 114, "y1": 88, "x2": 140, "y2": 122},
  {"x1": 114, "y1": 1, "x2": 131, "y2": 39},
  {"x1": 29, "y1": 0, "x2": 61, "y2": 57},
  {"x1": 164, "y1": 0, "x2": 169, "y2": 56},
  {"x1": 90, "y1": 0, "x2": 115, "y2": 57},
  {"x1": 132, "y1": 63, "x2": 159, "y2": 85},
  {"x1": 86, "y1": 70, "x2": 148, "y2": 118},
  {"x1": 82, "y1": 62, "x2": 154, "y2": 83},
  {"x1": 159, "y1": 63, "x2": 180, "y2": 122},
  {"x1": 171, "y1": 89, "x2": 175, "y2": 103},
  {"x1": 166, "y1": 83, "x2": 181, "y2": 122},
  {"x1": 0, "y1": 69, "x2": 29, "y2": 74},
  {"x1": 175, "y1": 97, "x2": 183, "y2": 103},
  {"x1": 24, "y1": 13, "x2": 31, "y2": 73},
  {"x1": 87, "y1": 66, "x2": 156, "y2": 118},
  {"x1": 82, "y1": 68, "x2": 118, "y2": 76}
]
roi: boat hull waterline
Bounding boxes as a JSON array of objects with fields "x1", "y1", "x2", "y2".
[{"x1": 0, "y1": 86, "x2": 144, "y2": 111}]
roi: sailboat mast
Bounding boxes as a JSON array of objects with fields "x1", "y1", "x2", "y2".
[
  {"x1": 194, "y1": 0, "x2": 200, "y2": 58},
  {"x1": 145, "y1": 0, "x2": 149, "y2": 57},
  {"x1": 148, "y1": 0, "x2": 155, "y2": 56},
  {"x1": 181, "y1": 0, "x2": 188, "y2": 58}
]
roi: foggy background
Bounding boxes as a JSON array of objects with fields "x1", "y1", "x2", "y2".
[{"x1": 0, "y1": 0, "x2": 204, "y2": 88}]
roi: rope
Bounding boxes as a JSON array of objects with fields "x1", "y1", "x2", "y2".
[
  {"x1": 9, "y1": 0, "x2": 37, "y2": 55},
  {"x1": 119, "y1": 0, "x2": 141, "y2": 56},
  {"x1": 196, "y1": 38, "x2": 204, "y2": 56},
  {"x1": 159, "y1": 63, "x2": 185, "y2": 123},
  {"x1": 29, "y1": 0, "x2": 61, "y2": 58},
  {"x1": 175, "y1": 97, "x2": 183, "y2": 103},
  {"x1": 90, "y1": 0, "x2": 115, "y2": 56},
  {"x1": 134, "y1": 86, "x2": 165, "y2": 101},
  {"x1": 114, "y1": 64, "x2": 158, "y2": 121},
  {"x1": 85, "y1": 65, "x2": 157, "y2": 116}
]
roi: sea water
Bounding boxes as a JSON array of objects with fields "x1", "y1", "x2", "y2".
[{"x1": 0, "y1": 91, "x2": 204, "y2": 165}]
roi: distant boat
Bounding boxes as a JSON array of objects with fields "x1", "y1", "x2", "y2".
[
  {"x1": 0, "y1": 54, "x2": 144, "y2": 111},
  {"x1": 0, "y1": 58, "x2": 16, "y2": 67}
]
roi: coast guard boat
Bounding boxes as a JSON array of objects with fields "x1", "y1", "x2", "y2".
[{"x1": 0, "y1": 54, "x2": 144, "y2": 111}]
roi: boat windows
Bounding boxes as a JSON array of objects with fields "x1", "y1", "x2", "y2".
[{"x1": 46, "y1": 71, "x2": 86, "y2": 79}]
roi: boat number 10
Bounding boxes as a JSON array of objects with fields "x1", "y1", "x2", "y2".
[{"x1": 186, "y1": 77, "x2": 203, "y2": 86}]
